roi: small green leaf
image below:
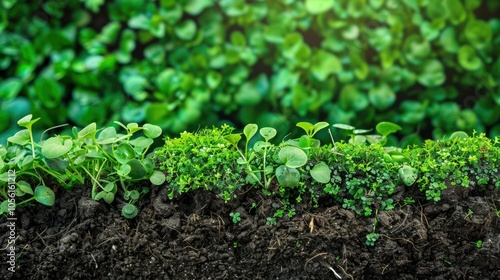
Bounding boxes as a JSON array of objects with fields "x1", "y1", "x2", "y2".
[
  {"x1": 174, "y1": 19, "x2": 197, "y2": 41},
  {"x1": 458, "y1": 45, "x2": 482, "y2": 71},
  {"x1": 143, "y1": 124, "x2": 162, "y2": 138},
  {"x1": 332, "y1": 124, "x2": 356, "y2": 131},
  {"x1": 16, "y1": 180, "x2": 33, "y2": 196},
  {"x1": 78, "y1": 123, "x2": 97, "y2": 139},
  {"x1": 310, "y1": 162, "x2": 331, "y2": 184},
  {"x1": 103, "y1": 182, "x2": 117, "y2": 192},
  {"x1": 122, "y1": 203, "x2": 138, "y2": 219},
  {"x1": 34, "y1": 185, "x2": 55, "y2": 206},
  {"x1": 243, "y1": 124, "x2": 258, "y2": 141},
  {"x1": 279, "y1": 146, "x2": 308, "y2": 168},
  {"x1": 150, "y1": 171, "x2": 166, "y2": 185},
  {"x1": 97, "y1": 127, "x2": 117, "y2": 145},
  {"x1": 259, "y1": 127, "x2": 277, "y2": 141},
  {"x1": 225, "y1": 134, "x2": 242, "y2": 146},
  {"x1": 127, "y1": 159, "x2": 147, "y2": 179},
  {"x1": 417, "y1": 59, "x2": 446, "y2": 87},
  {"x1": 305, "y1": 0, "x2": 333, "y2": 14},
  {"x1": 398, "y1": 165, "x2": 418, "y2": 186},
  {"x1": 254, "y1": 141, "x2": 271, "y2": 153},
  {"x1": 0, "y1": 78, "x2": 23, "y2": 99},
  {"x1": 449, "y1": 131, "x2": 469, "y2": 140},
  {"x1": 42, "y1": 137, "x2": 73, "y2": 159},
  {"x1": 276, "y1": 165, "x2": 301, "y2": 188},
  {"x1": 117, "y1": 164, "x2": 132, "y2": 177},
  {"x1": 7, "y1": 130, "x2": 30, "y2": 145},
  {"x1": 17, "y1": 114, "x2": 40, "y2": 128},
  {"x1": 114, "y1": 143, "x2": 136, "y2": 164},
  {"x1": 376, "y1": 122, "x2": 402, "y2": 137}
]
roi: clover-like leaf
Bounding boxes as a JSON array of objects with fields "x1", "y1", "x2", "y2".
[
  {"x1": 305, "y1": 0, "x2": 333, "y2": 14},
  {"x1": 276, "y1": 165, "x2": 301, "y2": 188},
  {"x1": 114, "y1": 143, "x2": 136, "y2": 164},
  {"x1": 417, "y1": 59, "x2": 446, "y2": 87},
  {"x1": 7, "y1": 130, "x2": 30, "y2": 146},
  {"x1": 127, "y1": 159, "x2": 147, "y2": 180},
  {"x1": 42, "y1": 137, "x2": 73, "y2": 159},
  {"x1": 369, "y1": 83, "x2": 396, "y2": 110},
  {"x1": 278, "y1": 146, "x2": 308, "y2": 168},
  {"x1": 465, "y1": 19, "x2": 492, "y2": 49},
  {"x1": 34, "y1": 185, "x2": 55, "y2": 206},
  {"x1": 310, "y1": 162, "x2": 331, "y2": 184},
  {"x1": 243, "y1": 124, "x2": 258, "y2": 141},
  {"x1": 150, "y1": 171, "x2": 166, "y2": 185},
  {"x1": 259, "y1": 127, "x2": 277, "y2": 141},
  {"x1": 143, "y1": 124, "x2": 162, "y2": 138},
  {"x1": 174, "y1": 19, "x2": 197, "y2": 41},
  {"x1": 376, "y1": 122, "x2": 402, "y2": 137},
  {"x1": 311, "y1": 50, "x2": 342, "y2": 81},
  {"x1": 78, "y1": 122, "x2": 97, "y2": 139},
  {"x1": 458, "y1": 45, "x2": 482, "y2": 71}
]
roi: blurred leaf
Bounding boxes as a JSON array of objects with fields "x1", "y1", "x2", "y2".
[
  {"x1": 83, "y1": 0, "x2": 104, "y2": 12},
  {"x1": 439, "y1": 27, "x2": 460, "y2": 53},
  {"x1": 174, "y1": 19, "x2": 197, "y2": 41},
  {"x1": 219, "y1": 0, "x2": 247, "y2": 16},
  {"x1": 368, "y1": 27, "x2": 392, "y2": 52},
  {"x1": 117, "y1": 29, "x2": 136, "y2": 64},
  {"x1": 311, "y1": 50, "x2": 342, "y2": 81},
  {"x1": 42, "y1": 137, "x2": 72, "y2": 159},
  {"x1": 305, "y1": 0, "x2": 333, "y2": 14},
  {"x1": 339, "y1": 85, "x2": 368, "y2": 111},
  {"x1": 400, "y1": 100, "x2": 426, "y2": 124},
  {"x1": 206, "y1": 71, "x2": 222, "y2": 89},
  {"x1": 458, "y1": 45, "x2": 482, "y2": 71},
  {"x1": 403, "y1": 35, "x2": 431, "y2": 65},
  {"x1": 0, "y1": 78, "x2": 23, "y2": 99},
  {"x1": 444, "y1": 0, "x2": 466, "y2": 25},
  {"x1": 368, "y1": 83, "x2": 395, "y2": 110},
  {"x1": 417, "y1": 60, "x2": 445, "y2": 87},
  {"x1": 184, "y1": 0, "x2": 214, "y2": 15},
  {"x1": 33, "y1": 78, "x2": 63, "y2": 108},
  {"x1": 465, "y1": 20, "x2": 492, "y2": 49}
]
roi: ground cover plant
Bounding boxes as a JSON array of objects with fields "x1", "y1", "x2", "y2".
[
  {"x1": 2, "y1": 0, "x2": 500, "y2": 144},
  {"x1": 1, "y1": 115, "x2": 500, "y2": 278}
]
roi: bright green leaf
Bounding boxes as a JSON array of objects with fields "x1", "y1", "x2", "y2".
[
  {"x1": 310, "y1": 162, "x2": 331, "y2": 184},
  {"x1": 42, "y1": 137, "x2": 73, "y2": 159},
  {"x1": 34, "y1": 185, "x2": 55, "y2": 206}
]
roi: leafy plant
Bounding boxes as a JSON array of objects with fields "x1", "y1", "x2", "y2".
[{"x1": 230, "y1": 212, "x2": 241, "y2": 224}]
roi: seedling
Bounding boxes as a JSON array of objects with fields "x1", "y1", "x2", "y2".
[{"x1": 230, "y1": 212, "x2": 241, "y2": 224}]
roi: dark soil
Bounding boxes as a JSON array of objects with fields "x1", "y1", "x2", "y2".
[{"x1": 1, "y1": 182, "x2": 500, "y2": 280}]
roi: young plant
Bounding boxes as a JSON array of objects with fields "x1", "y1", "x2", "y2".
[{"x1": 230, "y1": 212, "x2": 241, "y2": 224}]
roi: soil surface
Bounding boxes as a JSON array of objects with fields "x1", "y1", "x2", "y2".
[{"x1": 1, "y1": 181, "x2": 500, "y2": 280}]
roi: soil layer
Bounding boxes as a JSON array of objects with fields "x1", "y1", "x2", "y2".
[{"x1": 1, "y1": 183, "x2": 500, "y2": 280}]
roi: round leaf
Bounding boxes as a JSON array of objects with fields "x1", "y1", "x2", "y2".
[
  {"x1": 305, "y1": 0, "x2": 333, "y2": 14},
  {"x1": 114, "y1": 143, "x2": 135, "y2": 164},
  {"x1": 127, "y1": 159, "x2": 147, "y2": 180},
  {"x1": 143, "y1": 124, "x2": 162, "y2": 138},
  {"x1": 259, "y1": 127, "x2": 277, "y2": 141},
  {"x1": 150, "y1": 171, "x2": 166, "y2": 185},
  {"x1": 276, "y1": 165, "x2": 301, "y2": 188},
  {"x1": 42, "y1": 137, "x2": 73, "y2": 159},
  {"x1": 34, "y1": 185, "x2": 55, "y2": 206},
  {"x1": 278, "y1": 146, "x2": 307, "y2": 168},
  {"x1": 376, "y1": 122, "x2": 402, "y2": 137},
  {"x1": 417, "y1": 60, "x2": 446, "y2": 87},
  {"x1": 174, "y1": 19, "x2": 197, "y2": 41},
  {"x1": 368, "y1": 83, "x2": 396, "y2": 110},
  {"x1": 310, "y1": 162, "x2": 331, "y2": 184},
  {"x1": 458, "y1": 45, "x2": 482, "y2": 71}
]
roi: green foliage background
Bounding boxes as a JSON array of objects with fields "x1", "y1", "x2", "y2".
[{"x1": 1, "y1": 0, "x2": 500, "y2": 144}]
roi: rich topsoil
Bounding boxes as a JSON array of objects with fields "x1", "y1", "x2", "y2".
[{"x1": 1, "y1": 181, "x2": 500, "y2": 280}]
